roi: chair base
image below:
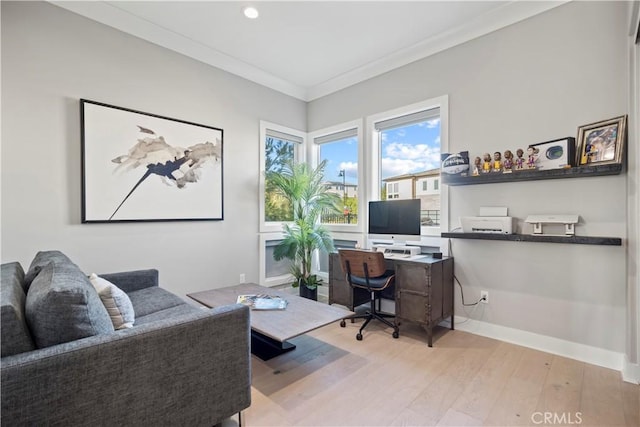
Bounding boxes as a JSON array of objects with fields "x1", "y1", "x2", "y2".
[{"x1": 340, "y1": 309, "x2": 399, "y2": 340}]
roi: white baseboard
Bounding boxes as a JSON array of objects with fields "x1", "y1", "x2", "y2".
[
  {"x1": 623, "y1": 355, "x2": 640, "y2": 384},
  {"x1": 451, "y1": 316, "x2": 632, "y2": 381}
]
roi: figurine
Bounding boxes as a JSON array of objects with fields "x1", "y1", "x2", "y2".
[
  {"x1": 482, "y1": 153, "x2": 491, "y2": 173},
  {"x1": 472, "y1": 156, "x2": 481, "y2": 176},
  {"x1": 515, "y1": 148, "x2": 525, "y2": 170},
  {"x1": 527, "y1": 146, "x2": 539, "y2": 169},
  {"x1": 503, "y1": 150, "x2": 513, "y2": 173},
  {"x1": 492, "y1": 151, "x2": 502, "y2": 172}
]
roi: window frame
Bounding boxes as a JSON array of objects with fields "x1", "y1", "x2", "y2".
[
  {"x1": 259, "y1": 120, "x2": 306, "y2": 233},
  {"x1": 309, "y1": 119, "x2": 364, "y2": 234},
  {"x1": 365, "y1": 95, "x2": 449, "y2": 249}
]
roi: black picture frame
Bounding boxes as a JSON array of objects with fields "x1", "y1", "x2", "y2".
[{"x1": 81, "y1": 99, "x2": 224, "y2": 222}]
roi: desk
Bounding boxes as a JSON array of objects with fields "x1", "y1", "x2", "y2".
[{"x1": 328, "y1": 252, "x2": 454, "y2": 346}]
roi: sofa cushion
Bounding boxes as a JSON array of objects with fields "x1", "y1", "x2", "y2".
[
  {"x1": 23, "y1": 250, "x2": 76, "y2": 291},
  {"x1": 134, "y1": 304, "x2": 200, "y2": 326},
  {"x1": 89, "y1": 274, "x2": 135, "y2": 330},
  {"x1": 25, "y1": 262, "x2": 114, "y2": 348},
  {"x1": 127, "y1": 287, "x2": 187, "y2": 318},
  {"x1": 1, "y1": 262, "x2": 35, "y2": 357}
]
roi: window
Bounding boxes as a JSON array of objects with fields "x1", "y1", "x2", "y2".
[
  {"x1": 315, "y1": 128, "x2": 359, "y2": 225},
  {"x1": 259, "y1": 122, "x2": 306, "y2": 285},
  {"x1": 367, "y1": 96, "x2": 449, "y2": 238},
  {"x1": 387, "y1": 182, "x2": 399, "y2": 199},
  {"x1": 259, "y1": 121, "x2": 305, "y2": 233},
  {"x1": 310, "y1": 120, "x2": 363, "y2": 231}
]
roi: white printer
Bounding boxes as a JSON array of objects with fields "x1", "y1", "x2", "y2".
[{"x1": 460, "y1": 207, "x2": 514, "y2": 234}]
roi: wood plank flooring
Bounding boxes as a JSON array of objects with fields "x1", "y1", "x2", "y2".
[{"x1": 240, "y1": 319, "x2": 638, "y2": 426}]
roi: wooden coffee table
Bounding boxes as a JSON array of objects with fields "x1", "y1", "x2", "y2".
[{"x1": 188, "y1": 283, "x2": 353, "y2": 360}]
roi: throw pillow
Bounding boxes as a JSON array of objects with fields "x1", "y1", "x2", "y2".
[
  {"x1": 1, "y1": 262, "x2": 36, "y2": 356},
  {"x1": 23, "y1": 250, "x2": 77, "y2": 291},
  {"x1": 25, "y1": 262, "x2": 114, "y2": 349},
  {"x1": 89, "y1": 274, "x2": 135, "y2": 329}
]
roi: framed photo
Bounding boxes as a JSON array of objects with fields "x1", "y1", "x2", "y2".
[
  {"x1": 576, "y1": 115, "x2": 627, "y2": 166},
  {"x1": 81, "y1": 99, "x2": 223, "y2": 222}
]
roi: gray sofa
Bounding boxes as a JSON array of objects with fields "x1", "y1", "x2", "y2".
[{"x1": 1, "y1": 250, "x2": 251, "y2": 426}]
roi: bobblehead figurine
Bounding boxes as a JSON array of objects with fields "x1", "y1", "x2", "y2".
[
  {"x1": 515, "y1": 148, "x2": 525, "y2": 170},
  {"x1": 482, "y1": 153, "x2": 492, "y2": 173},
  {"x1": 492, "y1": 151, "x2": 502, "y2": 172},
  {"x1": 472, "y1": 156, "x2": 481, "y2": 176},
  {"x1": 503, "y1": 150, "x2": 514, "y2": 173},
  {"x1": 527, "y1": 146, "x2": 539, "y2": 169}
]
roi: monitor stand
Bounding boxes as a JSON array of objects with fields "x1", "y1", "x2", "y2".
[{"x1": 372, "y1": 243, "x2": 421, "y2": 256}]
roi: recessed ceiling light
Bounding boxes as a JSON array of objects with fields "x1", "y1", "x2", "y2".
[{"x1": 243, "y1": 6, "x2": 259, "y2": 19}]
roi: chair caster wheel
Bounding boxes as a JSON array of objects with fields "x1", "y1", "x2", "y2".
[
  {"x1": 392, "y1": 330, "x2": 399, "y2": 339},
  {"x1": 356, "y1": 333, "x2": 363, "y2": 341},
  {"x1": 340, "y1": 320, "x2": 346, "y2": 327}
]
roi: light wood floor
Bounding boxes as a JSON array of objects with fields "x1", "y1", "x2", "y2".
[{"x1": 241, "y1": 320, "x2": 638, "y2": 427}]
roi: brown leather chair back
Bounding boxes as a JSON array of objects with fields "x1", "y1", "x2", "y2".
[{"x1": 338, "y1": 249, "x2": 387, "y2": 278}]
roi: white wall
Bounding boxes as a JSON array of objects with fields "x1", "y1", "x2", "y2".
[
  {"x1": 308, "y1": 1, "x2": 630, "y2": 355},
  {"x1": 0, "y1": 2, "x2": 306, "y2": 296},
  {"x1": 1, "y1": 1, "x2": 636, "y2": 370}
]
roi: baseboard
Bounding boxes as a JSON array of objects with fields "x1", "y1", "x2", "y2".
[
  {"x1": 623, "y1": 355, "x2": 640, "y2": 384},
  {"x1": 451, "y1": 316, "x2": 627, "y2": 377}
]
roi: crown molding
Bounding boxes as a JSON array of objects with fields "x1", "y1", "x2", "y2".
[
  {"x1": 306, "y1": 1, "x2": 568, "y2": 101},
  {"x1": 50, "y1": 1, "x2": 307, "y2": 100},
  {"x1": 50, "y1": 1, "x2": 568, "y2": 102}
]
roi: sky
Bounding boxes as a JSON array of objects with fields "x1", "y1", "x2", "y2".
[{"x1": 319, "y1": 118, "x2": 441, "y2": 185}]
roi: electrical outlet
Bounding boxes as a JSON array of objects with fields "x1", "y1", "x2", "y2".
[
  {"x1": 239, "y1": 273, "x2": 245, "y2": 283},
  {"x1": 480, "y1": 290, "x2": 489, "y2": 304}
]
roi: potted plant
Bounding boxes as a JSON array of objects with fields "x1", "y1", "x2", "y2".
[{"x1": 270, "y1": 160, "x2": 341, "y2": 300}]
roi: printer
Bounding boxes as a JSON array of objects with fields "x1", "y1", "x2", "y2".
[{"x1": 460, "y1": 207, "x2": 514, "y2": 234}]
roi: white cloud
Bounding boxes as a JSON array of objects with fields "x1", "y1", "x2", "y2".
[
  {"x1": 426, "y1": 118, "x2": 440, "y2": 128},
  {"x1": 381, "y1": 142, "x2": 440, "y2": 178},
  {"x1": 381, "y1": 158, "x2": 440, "y2": 178},
  {"x1": 385, "y1": 142, "x2": 440, "y2": 162},
  {"x1": 338, "y1": 161, "x2": 358, "y2": 179}
]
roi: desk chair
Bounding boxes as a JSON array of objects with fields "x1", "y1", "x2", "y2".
[{"x1": 338, "y1": 249, "x2": 399, "y2": 341}]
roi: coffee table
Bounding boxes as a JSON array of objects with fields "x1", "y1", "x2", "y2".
[{"x1": 188, "y1": 283, "x2": 353, "y2": 360}]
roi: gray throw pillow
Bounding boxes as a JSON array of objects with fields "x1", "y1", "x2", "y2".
[
  {"x1": 1, "y1": 262, "x2": 36, "y2": 357},
  {"x1": 25, "y1": 262, "x2": 114, "y2": 348},
  {"x1": 23, "y1": 250, "x2": 76, "y2": 291}
]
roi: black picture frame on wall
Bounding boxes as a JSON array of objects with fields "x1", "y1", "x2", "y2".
[{"x1": 81, "y1": 99, "x2": 224, "y2": 223}]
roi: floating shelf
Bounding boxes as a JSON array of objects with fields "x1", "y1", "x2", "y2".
[
  {"x1": 441, "y1": 163, "x2": 622, "y2": 186},
  {"x1": 441, "y1": 232, "x2": 622, "y2": 246}
]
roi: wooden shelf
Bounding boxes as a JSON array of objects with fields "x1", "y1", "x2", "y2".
[
  {"x1": 441, "y1": 163, "x2": 622, "y2": 186},
  {"x1": 441, "y1": 232, "x2": 622, "y2": 246}
]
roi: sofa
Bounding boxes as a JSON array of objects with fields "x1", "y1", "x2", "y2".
[{"x1": 1, "y1": 250, "x2": 251, "y2": 426}]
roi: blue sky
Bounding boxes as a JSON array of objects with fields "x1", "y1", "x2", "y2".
[{"x1": 320, "y1": 118, "x2": 441, "y2": 185}]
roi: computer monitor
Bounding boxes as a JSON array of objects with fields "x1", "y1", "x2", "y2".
[{"x1": 368, "y1": 199, "x2": 421, "y2": 244}]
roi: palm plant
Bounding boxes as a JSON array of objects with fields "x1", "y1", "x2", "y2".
[{"x1": 270, "y1": 160, "x2": 341, "y2": 292}]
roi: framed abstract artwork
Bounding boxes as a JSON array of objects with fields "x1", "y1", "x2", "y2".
[{"x1": 81, "y1": 99, "x2": 223, "y2": 222}]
